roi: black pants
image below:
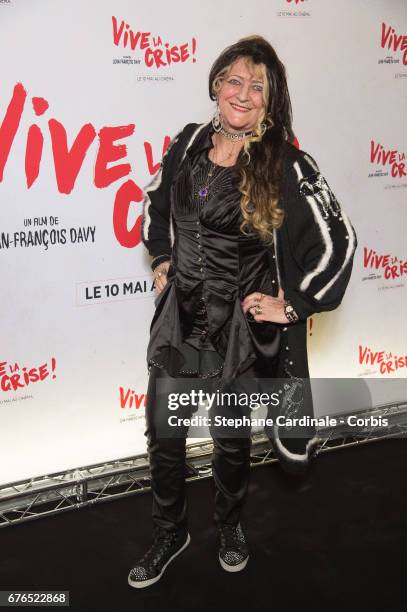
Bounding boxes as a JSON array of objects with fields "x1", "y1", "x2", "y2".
[{"x1": 144, "y1": 342, "x2": 261, "y2": 532}]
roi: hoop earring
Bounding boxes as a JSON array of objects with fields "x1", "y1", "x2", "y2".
[
  {"x1": 212, "y1": 102, "x2": 222, "y2": 133},
  {"x1": 255, "y1": 114, "x2": 274, "y2": 138},
  {"x1": 266, "y1": 114, "x2": 274, "y2": 129},
  {"x1": 253, "y1": 121, "x2": 267, "y2": 139}
]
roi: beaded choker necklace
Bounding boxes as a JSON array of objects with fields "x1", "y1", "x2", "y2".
[{"x1": 218, "y1": 125, "x2": 254, "y2": 141}]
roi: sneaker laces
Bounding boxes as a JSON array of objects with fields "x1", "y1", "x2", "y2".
[
  {"x1": 219, "y1": 523, "x2": 246, "y2": 550},
  {"x1": 138, "y1": 527, "x2": 178, "y2": 567}
]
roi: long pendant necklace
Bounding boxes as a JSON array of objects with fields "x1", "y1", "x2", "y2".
[
  {"x1": 197, "y1": 163, "x2": 216, "y2": 200},
  {"x1": 196, "y1": 138, "x2": 236, "y2": 202}
]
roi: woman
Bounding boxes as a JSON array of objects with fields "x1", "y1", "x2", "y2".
[{"x1": 128, "y1": 35, "x2": 357, "y2": 588}]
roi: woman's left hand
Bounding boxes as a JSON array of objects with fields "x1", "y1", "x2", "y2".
[{"x1": 241, "y1": 288, "x2": 289, "y2": 324}]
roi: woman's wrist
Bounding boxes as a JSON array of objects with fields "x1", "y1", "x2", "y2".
[
  {"x1": 151, "y1": 254, "x2": 171, "y2": 272},
  {"x1": 283, "y1": 299, "x2": 299, "y2": 323}
]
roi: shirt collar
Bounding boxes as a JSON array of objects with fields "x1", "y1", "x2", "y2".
[{"x1": 185, "y1": 121, "x2": 215, "y2": 159}]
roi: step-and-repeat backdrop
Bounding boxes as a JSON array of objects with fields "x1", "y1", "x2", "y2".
[{"x1": 1, "y1": 0, "x2": 406, "y2": 484}]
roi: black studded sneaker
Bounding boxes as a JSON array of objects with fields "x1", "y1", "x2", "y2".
[
  {"x1": 218, "y1": 522, "x2": 249, "y2": 572},
  {"x1": 128, "y1": 526, "x2": 191, "y2": 588}
]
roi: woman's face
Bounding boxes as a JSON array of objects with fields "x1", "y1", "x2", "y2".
[{"x1": 217, "y1": 57, "x2": 266, "y2": 133}]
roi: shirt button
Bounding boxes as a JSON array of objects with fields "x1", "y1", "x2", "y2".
[
  {"x1": 285, "y1": 346, "x2": 289, "y2": 350},
  {"x1": 272, "y1": 279, "x2": 275, "y2": 284},
  {"x1": 197, "y1": 257, "x2": 202, "y2": 262},
  {"x1": 200, "y1": 267, "x2": 204, "y2": 273},
  {"x1": 198, "y1": 244, "x2": 202, "y2": 249},
  {"x1": 196, "y1": 233, "x2": 200, "y2": 238}
]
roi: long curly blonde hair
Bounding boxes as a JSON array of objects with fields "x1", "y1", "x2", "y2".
[{"x1": 209, "y1": 36, "x2": 295, "y2": 245}]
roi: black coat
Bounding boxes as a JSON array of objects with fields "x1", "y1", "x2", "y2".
[{"x1": 141, "y1": 121, "x2": 358, "y2": 473}]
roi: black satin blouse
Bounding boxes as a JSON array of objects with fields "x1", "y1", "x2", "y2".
[{"x1": 147, "y1": 139, "x2": 281, "y2": 380}]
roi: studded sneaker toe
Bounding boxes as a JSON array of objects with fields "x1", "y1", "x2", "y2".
[
  {"x1": 128, "y1": 526, "x2": 190, "y2": 588},
  {"x1": 218, "y1": 522, "x2": 249, "y2": 572}
]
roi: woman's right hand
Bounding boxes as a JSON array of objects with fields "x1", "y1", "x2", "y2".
[{"x1": 153, "y1": 261, "x2": 170, "y2": 294}]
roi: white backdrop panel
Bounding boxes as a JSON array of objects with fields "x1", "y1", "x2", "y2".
[{"x1": 0, "y1": 0, "x2": 406, "y2": 484}]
